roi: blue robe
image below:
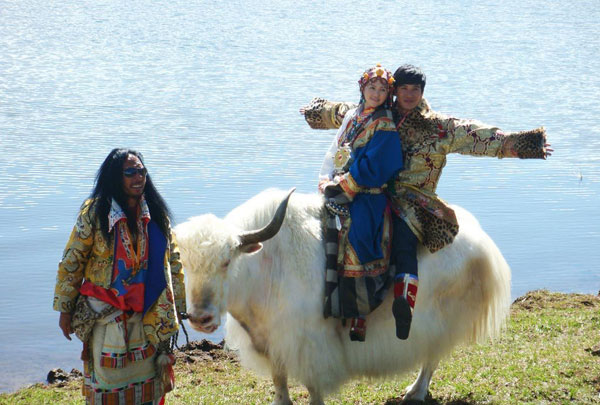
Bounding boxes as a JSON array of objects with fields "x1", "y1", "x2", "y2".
[
  {"x1": 323, "y1": 106, "x2": 404, "y2": 319},
  {"x1": 334, "y1": 107, "x2": 403, "y2": 274}
]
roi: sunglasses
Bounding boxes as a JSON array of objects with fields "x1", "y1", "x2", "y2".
[{"x1": 123, "y1": 167, "x2": 148, "y2": 178}]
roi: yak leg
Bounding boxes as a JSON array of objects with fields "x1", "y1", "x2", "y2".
[
  {"x1": 271, "y1": 367, "x2": 292, "y2": 405},
  {"x1": 307, "y1": 385, "x2": 324, "y2": 405},
  {"x1": 402, "y1": 360, "x2": 439, "y2": 403}
]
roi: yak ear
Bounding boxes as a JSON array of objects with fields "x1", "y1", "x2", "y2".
[{"x1": 239, "y1": 242, "x2": 263, "y2": 254}]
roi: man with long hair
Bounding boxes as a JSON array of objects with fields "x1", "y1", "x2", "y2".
[{"x1": 53, "y1": 148, "x2": 186, "y2": 405}]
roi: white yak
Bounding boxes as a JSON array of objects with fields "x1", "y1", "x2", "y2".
[{"x1": 174, "y1": 188, "x2": 511, "y2": 404}]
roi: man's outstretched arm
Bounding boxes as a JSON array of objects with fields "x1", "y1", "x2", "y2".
[{"x1": 442, "y1": 116, "x2": 552, "y2": 160}]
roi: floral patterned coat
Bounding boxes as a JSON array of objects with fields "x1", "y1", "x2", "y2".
[
  {"x1": 53, "y1": 199, "x2": 186, "y2": 345},
  {"x1": 304, "y1": 97, "x2": 547, "y2": 253}
]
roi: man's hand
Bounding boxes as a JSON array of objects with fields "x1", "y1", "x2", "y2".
[
  {"x1": 59, "y1": 312, "x2": 73, "y2": 341},
  {"x1": 544, "y1": 143, "x2": 553, "y2": 159}
]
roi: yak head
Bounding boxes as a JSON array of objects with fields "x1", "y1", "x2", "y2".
[{"x1": 174, "y1": 189, "x2": 294, "y2": 333}]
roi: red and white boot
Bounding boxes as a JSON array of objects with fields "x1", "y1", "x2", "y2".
[{"x1": 349, "y1": 317, "x2": 367, "y2": 342}]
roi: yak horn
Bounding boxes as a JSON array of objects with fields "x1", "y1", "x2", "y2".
[{"x1": 239, "y1": 188, "x2": 296, "y2": 247}]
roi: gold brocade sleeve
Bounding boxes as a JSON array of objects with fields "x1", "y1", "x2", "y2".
[
  {"x1": 442, "y1": 117, "x2": 547, "y2": 159},
  {"x1": 168, "y1": 230, "x2": 186, "y2": 314},
  {"x1": 53, "y1": 201, "x2": 95, "y2": 313},
  {"x1": 442, "y1": 117, "x2": 506, "y2": 157},
  {"x1": 303, "y1": 98, "x2": 357, "y2": 130}
]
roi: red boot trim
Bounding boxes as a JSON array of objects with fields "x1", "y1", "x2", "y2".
[
  {"x1": 406, "y1": 279, "x2": 418, "y2": 309},
  {"x1": 394, "y1": 274, "x2": 418, "y2": 309},
  {"x1": 349, "y1": 318, "x2": 366, "y2": 342}
]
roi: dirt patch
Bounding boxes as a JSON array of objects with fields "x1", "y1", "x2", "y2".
[
  {"x1": 512, "y1": 289, "x2": 599, "y2": 311},
  {"x1": 585, "y1": 344, "x2": 600, "y2": 357},
  {"x1": 175, "y1": 339, "x2": 238, "y2": 364}
]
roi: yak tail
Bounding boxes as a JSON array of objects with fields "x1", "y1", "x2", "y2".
[
  {"x1": 469, "y1": 242, "x2": 512, "y2": 344},
  {"x1": 461, "y1": 216, "x2": 512, "y2": 344},
  {"x1": 429, "y1": 207, "x2": 512, "y2": 348}
]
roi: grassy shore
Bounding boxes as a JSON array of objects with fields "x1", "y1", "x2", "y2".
[{"x1": 2, "y1": 290, "x2": 599, "y2": 404}]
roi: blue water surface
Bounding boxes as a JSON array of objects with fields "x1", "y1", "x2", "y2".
[{"x1": 0, "y1": 0, "x2": 598, "y2": 393}]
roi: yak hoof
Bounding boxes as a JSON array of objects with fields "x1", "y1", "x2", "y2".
[
  {"x1": 307, "y1": 386, "x2": 324, "y2": 405},
  {"x1": 402, "y1": 387, "x2": 428, "y2": 403}
]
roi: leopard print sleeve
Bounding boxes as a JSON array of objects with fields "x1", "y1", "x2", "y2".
[
  {"x1": 497, "y1": 127, "x2": 547, "y2": 159},
  {"x1": 303, "y1": 97, "x2": 357, "y2": 130}
]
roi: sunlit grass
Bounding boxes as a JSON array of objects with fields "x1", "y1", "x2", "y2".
[{"x1": 2, "y1": 290, "x2": 598, "y2": 404}]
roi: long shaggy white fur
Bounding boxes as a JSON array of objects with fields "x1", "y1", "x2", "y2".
[{"x1": 175, "y1": 189, "x2": 511, "y2": 403}]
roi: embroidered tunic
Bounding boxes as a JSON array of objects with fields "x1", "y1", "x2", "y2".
[
  {"x1": 305, "y1": 97, "x2": 547, "y2": 253},
  {"x1": 53, "y1": 198, "x2": 186, "y2": 404},
  {"x1": 324, "y1": 106, "x2": 403, "y2": 272},
  {"x1": 322, "y1": 107, "x2": 403, "y2": 319},
  {"x1": 53, "y1": 198, "x2": 186, "y2": 343}
]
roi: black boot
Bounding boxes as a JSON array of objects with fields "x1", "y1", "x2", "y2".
[{"x1": 392, "y1": 273, "x2": 418, "y2": 340}]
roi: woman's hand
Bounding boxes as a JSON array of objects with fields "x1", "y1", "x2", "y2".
[
  {"x1": 318, "y1": 179, "x2": 330, "y2": 193},
  {"x1": 323, "y1": 183, "x2": 343, "y2": 198},
  {"x1": 59, "y1": 312, "x2": 73, "y2": 341}
]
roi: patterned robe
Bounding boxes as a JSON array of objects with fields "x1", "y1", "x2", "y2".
[
  {"x1": 322, "y1": 107, "x2": 403, "y2": 319},
  {"x1": 53, "y1": 198, "x2": 186, "y2": 404},
  {"x1": 305, "y1": 97, "x2": 547, "y2": 253}
]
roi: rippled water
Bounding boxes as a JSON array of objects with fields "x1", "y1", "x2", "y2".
[{"x1": 1, "y1": 0, "x2": 599, "y2": 393}]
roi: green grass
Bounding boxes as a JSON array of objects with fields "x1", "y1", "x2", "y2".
[{"x1": 2, "y1": 290, "x2": 599, "y2": 404}]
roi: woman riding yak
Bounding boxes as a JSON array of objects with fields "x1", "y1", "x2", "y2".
[{"x1": 305, "y1": 64, "x2": 552, "y2": 343}]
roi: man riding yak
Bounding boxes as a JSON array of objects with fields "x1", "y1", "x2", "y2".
[{"x1": 301, "y1": 63, "x2": 552, "y2": 342}]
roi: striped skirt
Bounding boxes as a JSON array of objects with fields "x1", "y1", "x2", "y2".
[
  {"x1": 323, "y1": 206, "x2": 394, "y2": 320},
  {"x1": 83, "y1": 298, "x2": 164, "y2": 405}
]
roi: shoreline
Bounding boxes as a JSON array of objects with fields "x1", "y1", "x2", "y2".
[{"x1": 2, "y1": 289, "x2": 599, "y2": 404}]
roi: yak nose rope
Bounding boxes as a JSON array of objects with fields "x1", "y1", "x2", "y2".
[{"x1": 174, "y1": 312, "x2": 190, "y2": 350}]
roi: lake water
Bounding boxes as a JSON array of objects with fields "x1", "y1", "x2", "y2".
[{"x1": 1, "y1": 0, "x2": 599, "y2": 394}]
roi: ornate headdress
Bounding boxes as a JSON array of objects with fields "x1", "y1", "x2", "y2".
[
  {"x1": 358, "y1": 63, "x2": 395, "y2": 91},
  {"x1": 358, "y1": 63, "x2": 395, "y2": 107}
]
